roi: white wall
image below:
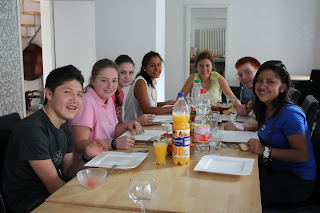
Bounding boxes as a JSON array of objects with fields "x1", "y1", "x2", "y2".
[
  {"x1": 165, "y1": 0, "x2": 320, "y2": 100},
  {"x1": 95, "y1": 0, "x2": 165, "y2": 101},
  {"x1": 54, "y1": 1, "x2": 96, "y2": 85}
]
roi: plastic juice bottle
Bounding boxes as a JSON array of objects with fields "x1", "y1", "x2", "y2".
[{"x1": 172, "y1": 92, "x2": 190, "y2": 166}]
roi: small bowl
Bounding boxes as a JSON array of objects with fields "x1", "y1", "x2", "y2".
[
  {"x1": 167, "y1": 143, "x2": 196, "y2": 154},
  {"x1": 77, "y1": 168, "x2": 107, "y2": 189}
]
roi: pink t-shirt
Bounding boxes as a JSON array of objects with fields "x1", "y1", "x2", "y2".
[
  {"x1": 111, "y1": 89, "x2": 124, "y2": 122},
  {"x1": 71, "y1": 87, "x2": 118, "y2": 160}
]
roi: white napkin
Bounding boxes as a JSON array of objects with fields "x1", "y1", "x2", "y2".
[
  {"x1": 153, "y1": 115, "x2": 173, "y2": 123},
  {"x1": 220, "y1": 130, "x2": 259, "y2": 143}
]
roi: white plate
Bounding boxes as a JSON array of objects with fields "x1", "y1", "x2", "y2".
[
  {"x1": 153, "y1": 115, "x2": 173, "y2": 124},
  {"x1": 194, "y1": 155, "x2": 255, "y2": 175},
  {"x1": 84, "y1": 151, "x2": 149, "y2": 169},
  {"x1": 121, "y1": 130, "x2": 166, "y2": 141},
  {"x1": 220, "y1": 114, "x2": 237, "y2": 122},
  {"x1": 220, "y1": 130, "x2": 259, "y2": 143},
  {"x1": 235, "y1": 115, "x2": 256, "y2": 123}
]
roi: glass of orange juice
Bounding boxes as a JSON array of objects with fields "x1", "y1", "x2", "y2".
[{"x1": 153, "y1": 137, "x2": 168, "y2": 165}]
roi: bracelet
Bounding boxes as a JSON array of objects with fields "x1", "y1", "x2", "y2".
[
  {"x1": 82, "y1": 155, "x2": 90, "y2": 163},
  {"x1": 111, "y1": 139, "x2": 117, "y2": 149}
]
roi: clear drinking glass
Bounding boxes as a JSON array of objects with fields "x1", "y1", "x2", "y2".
[
  {"x1": 226, "y1": 95, "x2": 235, "y2": 107},
  {"x1": 153, "y1": 137, "x2": 168, "y2": 165},
  {"x1": 128, "y1": 174, "x2": 157, "y2": 213},
  {"x1": 209, "y1": 111, "x2": 221, "y2": 132},
  {"x1": 210, "y1": 131, "x2": 222, "y2": 155}
]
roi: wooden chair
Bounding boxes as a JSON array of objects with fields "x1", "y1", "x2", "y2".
[
  {"x1": 288, "y1": 87, "x2": 301, "y2": 105},
  {"x1": 0, "y1": 113, "x2": 21, "y2": 213}
]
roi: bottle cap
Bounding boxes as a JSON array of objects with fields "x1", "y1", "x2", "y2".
[
  {"x1": 194, "y1": 79, "x2": 201, "y2": 83},
  {"x1": 201, "y1": 89, "x2": 207, "y2": 93},
  {"x1": 178, "y1": 92, "x2": 185, "y2": 98}
]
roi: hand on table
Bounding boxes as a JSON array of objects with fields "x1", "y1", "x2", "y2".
[
  {"x1": 247, "y1": 138, "x2": 264, "y2": 155},
  {"x1": 224, "y1": 121, "x2": 246, "y2": 131},
  {"x1": 116, "y1": 135, "x2": 136, "y2": 149},
  {"x1": 237, "y1": 104, "x2": 249, "y2": 116},
  {"x1": 127, "y1": 120, "x2": 144, "y2": 134},
  {"x1": 84, "y1": 140, "x2": 109, "y2": 160},
  {"x1": 136, "y1": 114, "x2": 155, "y2": 126}
]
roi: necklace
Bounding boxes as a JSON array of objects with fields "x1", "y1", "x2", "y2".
[{"x1": 261, "y1": 107, "x2": 275, "y2": 131}]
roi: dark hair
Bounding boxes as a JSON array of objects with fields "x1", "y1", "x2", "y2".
[
  {"x1": 44, "y1": 65, "x2": 84, "y2": 105},
  {"x1": 195, "y1": 52, "x2": 216, "y2": 72},
  {"x1": 114, "y1": 55, "x2": 135, "y2": 107},
  {"x1": 252, "y1": 60, "x2": 293, "y2": 126},
  {"x1": 115, "y1": 54, "x2": 134, "y2": 67},
  {"x1": 134, "y1": 51, "x2": 163, "y2": 88},
  {"x1": 235, "y1": 56, "x2": 260, "y2": 70},
  {"x1": 86, "y1": 58, "x2": 118, "y2": 91}
]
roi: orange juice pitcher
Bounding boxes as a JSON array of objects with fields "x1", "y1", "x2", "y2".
[{"x1": 172, "y1": 92, "x2": 190, "y2": 166}]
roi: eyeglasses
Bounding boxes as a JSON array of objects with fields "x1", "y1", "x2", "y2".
[{"x1": 236, "y1": 70, "x2": 252, "y2": 79}]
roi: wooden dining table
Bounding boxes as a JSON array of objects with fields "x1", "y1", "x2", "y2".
[{"x1": 34, "y1": 123, "x2": 262, "y2": 213}]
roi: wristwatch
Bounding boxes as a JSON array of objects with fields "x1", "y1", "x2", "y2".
[{"x1": 263, "y1": 146, "x2": 272, "y2": 158}]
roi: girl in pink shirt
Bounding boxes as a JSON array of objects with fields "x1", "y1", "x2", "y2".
[
  {"x1": 71, "y1": 59, "x2": 143, "y2": 159},
  {"x1": 112, "y1": 54, "x2": 155, "y2": 125}
]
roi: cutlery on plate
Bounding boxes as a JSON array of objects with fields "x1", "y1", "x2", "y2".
[{"x1": 128, "y1": 149, "x2": 150, "y2": 153}]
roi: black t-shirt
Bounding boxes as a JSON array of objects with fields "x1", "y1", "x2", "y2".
[{"x1": 2, "y1": 109, "x2": 73, "y2": 212}]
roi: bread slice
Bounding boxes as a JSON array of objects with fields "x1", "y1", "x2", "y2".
[
  {"x1": 223, "y1": 110, "x2": 231, "y2": 115},
  {"x1": 239, "y1": 143, "x2": 249, "y2": 151}
]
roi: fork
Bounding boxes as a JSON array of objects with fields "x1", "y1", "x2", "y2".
[
  {"x1": 128, "y1": 149, "x2": 150, "y2": 153},
  {"x1": 106, "y1": 165, "x2": 117, "y2": 179}
]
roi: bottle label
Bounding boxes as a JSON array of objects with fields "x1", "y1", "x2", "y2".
[
  {"x1": 190, "y1": 107, "x2": 196, "y2": 122},
  {"x1": 194, "y1": 125, "x2": 210, "y2": 143},
  {"x1": 172, "y1": 129, "x2": 190, "y2": 158}
]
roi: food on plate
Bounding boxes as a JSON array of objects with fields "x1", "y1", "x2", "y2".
[
  {"x1": 239, "y1": 143, "x2": 249, "y2": 151},
  {"x1": 218, "y1": 102, "x2": 231, "y2": 113},
  {"x1": 223, "y1": 110, "x2": 231, "y2": 115},
  {"x1": 132, "y1": 129, "x2": 137, "y2": 136}
]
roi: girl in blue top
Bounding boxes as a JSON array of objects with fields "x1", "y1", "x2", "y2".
[{"x1": 248, "y1": 60, "x2": 316, "y2": 207}]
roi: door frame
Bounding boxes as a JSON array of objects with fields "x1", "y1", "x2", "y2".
[{"x1": 185, "y1": 4, "x2": 230, "y2": 81}]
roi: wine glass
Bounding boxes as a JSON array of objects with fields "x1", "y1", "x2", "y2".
[{"x1": 128, "y1": 174, "x2": 157, "y2": 213}]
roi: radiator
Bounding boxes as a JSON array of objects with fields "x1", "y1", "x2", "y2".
[{"x1": 199, "y1": 28, "x2": 225, "y2": 57}]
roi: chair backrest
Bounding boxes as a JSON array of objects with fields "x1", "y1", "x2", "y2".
[
  {"x1": 288, "y1": 87, "x2": 301, "y2": 105},
  {"x1": 0, "y1": 113, "x2": 21, "y2": 188},
  {"x1": 0, "y1": 192, "x2": 6, "y2": 213},
  {"x1": 222, "y1": 86, "x2": 243, "y2": 103},
  {"x1": 310, "y1": 69, "x2": 320, "y2": 104},
  {"x1": 301, "y1": 95, "x2": 319, "y2": 132},
  {"x1": 0, "y1": 113, "x2": 21, "y2": 213},
  {"x1": 293, "y1": 79, "x2": 312, "y2": 106},
  {"x1": 311, "y1": 116, "x2": 320, "y2": 204}
]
